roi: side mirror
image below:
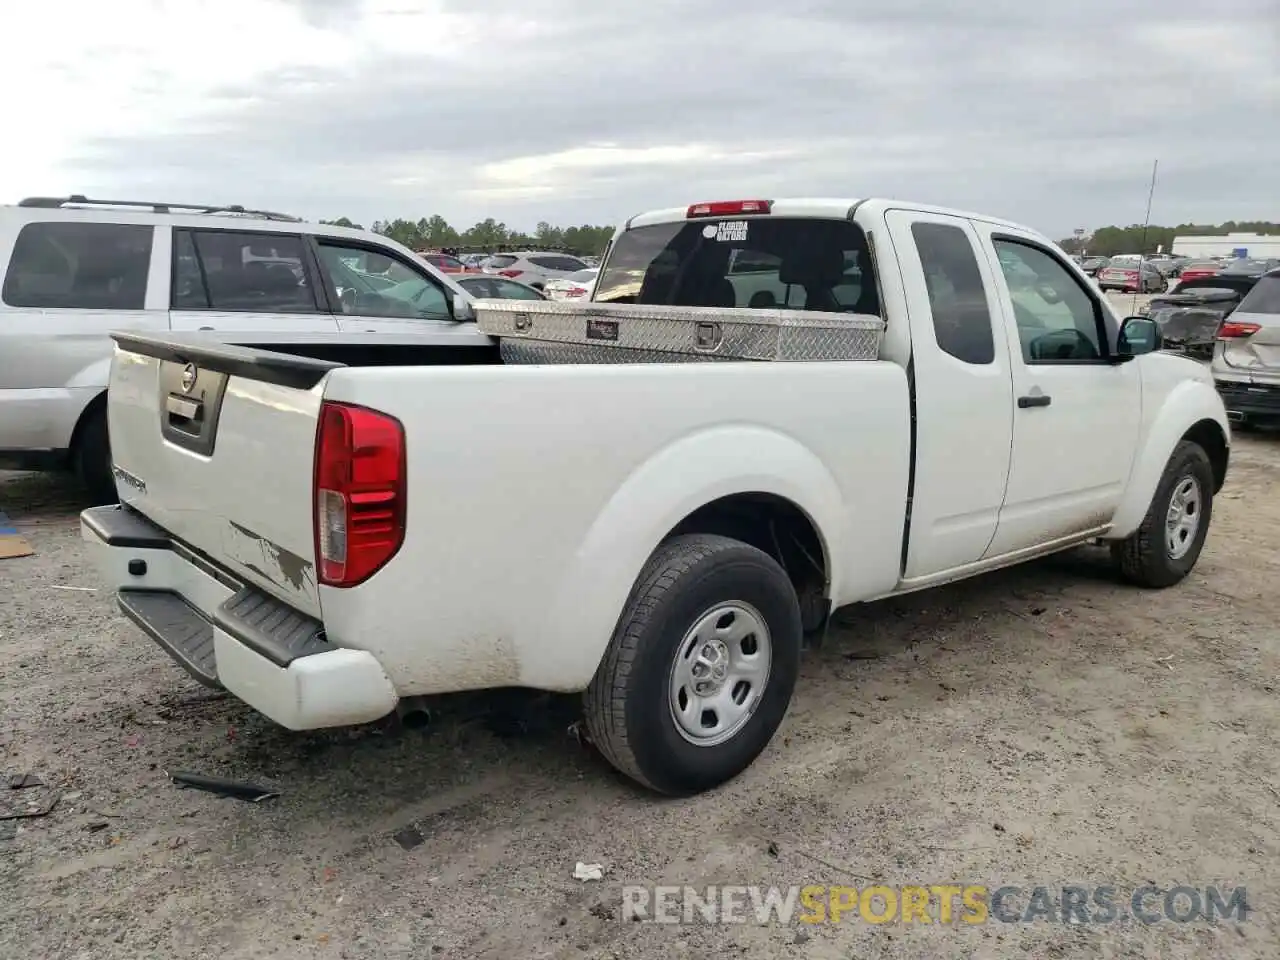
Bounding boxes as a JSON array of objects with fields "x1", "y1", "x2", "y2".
[
  {"x1": 452, "y1": 293, "x2": 475, "y2": 322},
  {"x1": 1117, "y1": 316, "x2": 1161, "y2": 357}
]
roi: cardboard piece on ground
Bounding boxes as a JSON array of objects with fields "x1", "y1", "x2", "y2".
[{"x1": 0, "y1": 510, "x2": 33, "y2": 559}]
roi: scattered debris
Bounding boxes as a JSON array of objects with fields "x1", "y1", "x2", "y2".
[
  {"x1": 1030, "y1": 607, "x2": 1046, "y2": 616},
  {"x1": 0, "y1": 792, "x2": 60, "y2": 820},
  {"x1": 574, "y1": 862, "x2": 605, "y2": 882},
  {"x1": 993, "y1": 823, "x2": 1006, "y2": 833},
  {"x1": 49, "y1": 584, "x2": 97, "y2": 592},
  {"x1": 167, "y1": 771, "x2": 280, "y2": 803},
  {"x1": 767, "y1": 840, "x2": 780, "y2": 857},
  {"x1": 393, "y1": 827, "x2": 425, "y2": 851},
  {"x1": 589, "y1": 902, "x2": 615, "y2": 920},
  {"x1": 939, "y1": 683, "x2": 957, "y2": 693},
  {"x1": 5, "y1": 774, "x2": 44, "y2": 790},
  {"x1": 843, "y1": 651, "x2": 881, "y2": 661},
  {"x1": 1156, "y1": 655, "x2": 1175, "y2": 672},
  {"x1": 86, "y1": 820, "x2": 110, "y2": 833}
]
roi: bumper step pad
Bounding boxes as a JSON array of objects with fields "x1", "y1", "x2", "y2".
[{"x1": 118, "y1": 589, "x2": 221, "y2": 688}]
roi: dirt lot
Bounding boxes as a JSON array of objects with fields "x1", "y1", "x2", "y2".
[{"x1": 3, "y1": 429, "x2": 1279, "y2": 960}]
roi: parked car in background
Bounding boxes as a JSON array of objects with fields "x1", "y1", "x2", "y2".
[
  {"x1": 418, "y1": 252, "x2": 479, "y2": 275},
  {"x1": 0, "y1": 194, "x2": 474, "y2": 501},
  {"x1": 1169, "y1": 257, "x2": 1194, "y2": 277},
  {"x1": 454, "y1": 274, "x2": 546, "y2": 300},
  {"x1": 482, "y1": 251, "x2": 591, "y2": 290},
  {"x1": 1097, "y1": 260, "x2": 1166, "y2": 293},
  {"x1": 1079, "y1": 256, "x2": 1110, "y2": 276},
  {"x1": 543, "y1": 267, "x2": 599, "y2": 301},
  {"x1": 1219, "y1": 258, "x2": 1280, "y2": 279},
  {"x1": 1212, "y1": 267, "x2": 1280, "y2": 429},
  {"x1": 1178, "y1": 261, "x2": 1221, "y2": 283}
]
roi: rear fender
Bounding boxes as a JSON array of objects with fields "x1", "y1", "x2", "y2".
[
  {"x1": 1107, "y1": 379, "x2": 1229, "y2": 539},
  {"x1": 528, "y1": 426, "x2": 846, "y2": 691}
]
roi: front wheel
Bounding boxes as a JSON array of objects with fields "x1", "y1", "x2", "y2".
[
  {"x1": 584, "y1": 534, "x2": 802, "y2": 796},
  {"x1": 1111, "y1": 440, "x2": 1214, "y2": 588}
]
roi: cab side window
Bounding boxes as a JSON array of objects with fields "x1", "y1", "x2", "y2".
[
  {"x1": 993, "y1": 240, "x2": 1106, "y2": 363},
  {"x1": 911, "y1": 222, "x2": 995, "y2": 365}
]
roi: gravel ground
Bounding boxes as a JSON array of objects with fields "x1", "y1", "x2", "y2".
[{"x1": 4, "y1": 427, "x2": 1279, "y2": 960}]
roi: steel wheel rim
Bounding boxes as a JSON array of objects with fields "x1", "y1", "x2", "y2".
[
  {"x1": 1165, "y1": 475, "x2": 1202, "y2": 560},
  {"x1": 668, "y1": 601, "x2": 772, "y2": 747}
]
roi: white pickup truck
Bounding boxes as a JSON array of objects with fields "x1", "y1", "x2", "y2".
[{"x1": 81, "y1": 197, "x2": 1230, "y2": 797}]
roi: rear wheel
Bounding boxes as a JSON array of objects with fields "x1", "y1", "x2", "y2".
[
  {"x1": 75, "y1": 407, "x2": 117, "y2": 505},
  {"x1": 1111, "y1": 440, "x2": 1214, "y2": 588},
  {"x1": 584, "y1": 534, "x2": 802, "y2": 796}
]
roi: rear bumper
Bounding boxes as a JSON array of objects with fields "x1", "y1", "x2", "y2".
[
  {"x1": 1215, "y1": 379, "x2": 1280, "y2": 422},
  {"x1": 80, "y1": 504, "x2": 398, "y2": 730}
]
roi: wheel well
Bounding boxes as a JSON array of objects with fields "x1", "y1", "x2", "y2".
[
  {"x1": 1183, "y1": 419, "x2": 1228, "y2": 493},
  {"x1": 666, "y1": 493, "x2": 829, "y2": 627},
  {"x1": 68, "y1": 391, "x2": 107, "y2": 460}
]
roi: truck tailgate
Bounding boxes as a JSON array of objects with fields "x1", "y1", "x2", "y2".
[{"x1": 106, "y1": 333, "x2": 341, "y2": 618}]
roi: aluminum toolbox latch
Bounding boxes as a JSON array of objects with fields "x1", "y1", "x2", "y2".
[{"x1": 694, "y1": 321, "x2": 722, "y2": 351}]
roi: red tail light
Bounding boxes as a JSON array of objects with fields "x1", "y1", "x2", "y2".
[
  {"x1": 566, "y1": 286, "x2": 588, "y2": 297},
  {"x1": 686, "y1": 199, "x2": 772, "y2": 218},
  {"x1": 1218, "y1": 321, "x2": 1261, "y2": 339},
  {"x1": 314, "y1": 401, "x2": 406, "y2": 588},
  {"x1": 498, "y1": 269, "x2": 522, "y2": 278}
]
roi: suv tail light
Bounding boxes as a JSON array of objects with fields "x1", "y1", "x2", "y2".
[
  {"x1": 686, "y1": 199, "x2": 773, "y2": 218},
  {"x1": 1218, "y1": 321, "x2": 1262, "y2": 339},
  {"x1": 498, "y1": 269, "x2": 522, "y2": 278},
  {"x1": 314, "y1": 401, "x2": 406, "y2": 588}
]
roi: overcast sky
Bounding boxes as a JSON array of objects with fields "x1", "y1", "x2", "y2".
[{"x1": 2, "y1": 0, "x2": 1276, "y2": 238}]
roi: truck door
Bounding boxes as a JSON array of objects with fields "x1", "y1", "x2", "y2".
[
  {"x1": 972, "y1": 226, "x2": 1142, "y2": 558},
  {"x1": 884, "y1": 210, "x2": 1015, "y2": 578},
  {"x1": 168, "y1": 227, "x2": 341, "y2": 335}
]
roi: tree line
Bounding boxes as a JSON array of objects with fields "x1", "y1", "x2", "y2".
[
  {"x1": 319, "y1": 216, "x2": 616, "y2": 256},
  {"x1": 1059, "y1": 221, "x2": 1280, "y2": 257}
]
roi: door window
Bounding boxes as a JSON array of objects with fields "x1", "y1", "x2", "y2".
[
  {"x1": 2, "y1": 221, "x2": 153, "y2": 310},
  {"x1": 315, "y1": 239, "x2": 451, "y2": 320},
  {"x1": 173, "y1": 229, "x2": 317, "y2": 313},
  {"x1": 911, "y1": 222, "x2": 995, "y2": 365},
  {"x1": 993, "y1": 239, "x2": 1107, "y2": 363},
  {"x1": 490, "y1": 279, "x2": 545, "y2": 300},
  {"x1": 528, "y1": 255, "x2": 587, "y2": 271}
]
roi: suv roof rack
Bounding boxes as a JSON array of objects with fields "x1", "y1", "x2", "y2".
[{"x1": 17, "y1": 194, "x2": 304, "y2": 223}]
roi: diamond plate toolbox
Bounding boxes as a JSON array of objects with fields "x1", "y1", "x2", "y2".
[{"x1": 474, "y1": 299, "x2": 884, "y2": 363}]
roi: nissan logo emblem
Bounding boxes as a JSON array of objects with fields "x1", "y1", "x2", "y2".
[{"x1": 181, "y1": 363, "x2": 198, "y2": 393}]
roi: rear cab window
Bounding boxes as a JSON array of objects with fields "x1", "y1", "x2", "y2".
[
  {"x1": 2, "y1": 221, "x2": 154, "y2": 310},
  {"x1": 593, "y1": 216, "x2": 879, "y2": 314}
]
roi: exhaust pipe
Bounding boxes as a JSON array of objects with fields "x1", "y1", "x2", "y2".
[{"x1": 1226, "y1": 410, "x2": 1245, "y2": 423}]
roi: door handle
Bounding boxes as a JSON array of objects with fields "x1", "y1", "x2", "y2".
[
  {"x1": 1018, "y1": 394, "x2": 1052, "y2": 408},
  {"x1": 198, "y1": 326, "x2": 215, "y2": 331}
]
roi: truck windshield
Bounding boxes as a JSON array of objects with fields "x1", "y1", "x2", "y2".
[{"x1": 593, "y1": 217, "x2": 880, "y2": 315}]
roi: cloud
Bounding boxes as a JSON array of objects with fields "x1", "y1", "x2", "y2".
[{"x1": 2, "y1": 0, "x2": 1276, "y2": 236}]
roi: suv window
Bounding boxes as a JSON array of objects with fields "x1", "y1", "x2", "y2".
[
  {"x1": 1236, "y1": 275, "x2": 1280, "y2": 314},
  {"x1": 2, "y1": 221, "x2": 153, "y2": 310},
  {"x1": 911, "y1": 222, "x2": 994, "y2": 365},
  {"x1": 315, "y1": 239, "x2": 451, "y2": 320},
  {"x1": 993, "y1": 239, "x2": 1105, "y2": 362},
  {"x1": 484, "y1": 255, "x2": 517, "y2": 269},
  {"x1": 594, "y1": 217, "x2": 879, "y2": 315},
  {"x1": 172, "y1": 229, "x2": 316, "y2": 312},
  {"x1": 528, "y1": 255, "x2": 587, "y2": 271}
]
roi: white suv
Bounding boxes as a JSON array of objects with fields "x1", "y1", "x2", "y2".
[
  {"x1": 480, "y1": 251, "x2": 590, "y2": 290},
  {"x1": 0, "y1": 194, "x2": 477, "y2": 501}
]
